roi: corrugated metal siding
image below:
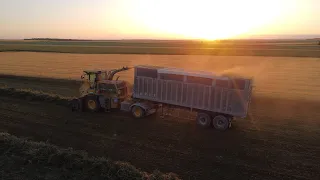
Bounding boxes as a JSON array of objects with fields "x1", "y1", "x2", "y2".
[
  {"x1": 162, "y1": 81, "x2": 167, "y2": 101},
  {"x1": 133, "y1": 76, "x2": 250, "y2": 116},
  {"x1": 215, "y1": 88, "x2": 222, "y2": 111},
  {"x1": 221, "y1": 89, "x2": 228, "y2": 112},
  {"x1": 204, "y1": 86, "x2": 210, "y2": 109},
  {"x1": 157, "y1": 80, "x2": 161, "y2": 99},
  {"x1": 182, "y1": 84, "x2": 188, "y2": 104},
  {"x1": 153, "y1": 80, "x2": 157, "y2": 97},
  {"x1": 177, "y1": 83, "x2": 182, "y2": 103},
  {"x1": 167, "y1": 82, "x2": 172, "y2": 101}
]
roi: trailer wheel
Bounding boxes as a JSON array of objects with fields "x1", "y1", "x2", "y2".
[
  {"x1": 84, "y1": 95, "x2": 100, "y2": 112},
  {"x1": 213, "y1": 115, "x2": 230, "y2": 131},
  {"x1": 131, "y1": 106, "x2": 145, "y2": 118},
  {"x1": 196, "y1": 112, "x2": 211, "y2": 128}
]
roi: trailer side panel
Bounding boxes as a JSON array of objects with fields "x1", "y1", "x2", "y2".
[{"x1": 133, "y1": 66, "x2": 252, "y2": 117}]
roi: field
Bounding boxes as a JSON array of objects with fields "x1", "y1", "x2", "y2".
[
  {"x1": 0, "y1": 39, "x2": 320, "y2": 57},
  {"x1": 1, "y1": 50, "x2": 320, "y2": 179},
  {"x1": 1, "y1": 52, "x2": 320, "y2": 101}
]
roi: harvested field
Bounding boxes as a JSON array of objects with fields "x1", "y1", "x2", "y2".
[
  {"x1": 0, "y1": 81, "x2": 320, "y2": 180},
  {"x1": 1, "y1": 52, "x2": 320, "y2": 179},
  {"x1": 1, "y1": 52, "x2": 320, "y2": 100},
  {"x1": 0, "y1": 39, "x2": 320, "y2": 57}
]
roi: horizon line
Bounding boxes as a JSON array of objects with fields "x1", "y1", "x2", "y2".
[{"x1": 1, "y1": 35, "x2": 320, "y2": 41}]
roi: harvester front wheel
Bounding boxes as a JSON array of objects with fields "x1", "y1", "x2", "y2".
[
  {"x1": 131, "y1": 106, "x2": 145, "y2": 119},
  {"x1": 85, "y1": 95, "x2": 100, "y2": 112}
]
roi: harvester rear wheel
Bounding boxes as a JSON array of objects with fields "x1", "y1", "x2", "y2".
[{"x1": 85, "y1": 95, "x2": 100, "y2": 112}]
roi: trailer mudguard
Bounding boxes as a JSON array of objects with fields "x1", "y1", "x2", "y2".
[{"x1": 129, "y1": 102, "x2": 153, "y2": 112}]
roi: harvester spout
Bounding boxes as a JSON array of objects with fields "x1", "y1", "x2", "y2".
[{"x1": 107, "y1": 66, "x2": 132, "y2": 80}]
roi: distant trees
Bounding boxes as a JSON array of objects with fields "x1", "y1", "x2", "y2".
[
  {"x1": 24, "y1": 38, "x2": 74, "y2": 41},
  {"x1": 24, "y1": 38, "x2": 91, "y2": 41}
]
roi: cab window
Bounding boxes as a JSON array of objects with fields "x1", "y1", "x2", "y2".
[
  {"x1": 88, "y1": 74, "x2": 96, "y2": 82},
  {"x1": 98, "y1": 83, "x2": 117, "y2": 93}
]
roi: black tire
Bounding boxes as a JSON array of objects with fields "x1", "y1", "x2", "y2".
[
  {"x1": 213, "y1": 115, "x2": 230, "y2": 131},
  {"x1": 84, "y1": 95, "x2": 100, "y2": 112},
  {"x1": 196, "y1": 112, "x2": 211, "y2": 128},
  {"x1": 71, "y1": 99, "x2": 80, "y2": 111},
  {"x1": 131, "y1": 106, "x2": 145, "y2": 118}
]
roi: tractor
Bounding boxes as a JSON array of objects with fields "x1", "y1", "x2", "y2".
[{"x1": 71, "y1": 66, "x2": 132, "y2": 112}]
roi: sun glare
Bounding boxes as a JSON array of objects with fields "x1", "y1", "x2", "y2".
[{"x1": 134, "y1": 0, "x2": 287, "y2": 40}]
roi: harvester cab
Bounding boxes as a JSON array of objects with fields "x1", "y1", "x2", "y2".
[{"x1": 79, "y1": 70, "x2": 101, "y2": 96}]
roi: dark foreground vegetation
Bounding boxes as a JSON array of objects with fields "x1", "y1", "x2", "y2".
[{"x1": 0, "y1": 132, "x2": 180, "y2": 180}]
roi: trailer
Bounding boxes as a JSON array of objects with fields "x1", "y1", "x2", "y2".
[
  {"x1": 72, "y1": 65, "x2": 253, "y2": 131},
  {"x1": 119, "y1": 65, "x2": 253, "y2": 131}
]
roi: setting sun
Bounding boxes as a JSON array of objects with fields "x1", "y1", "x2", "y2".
[{"x1": 133, "y1": 0, "x2": 291, "y2": 40}]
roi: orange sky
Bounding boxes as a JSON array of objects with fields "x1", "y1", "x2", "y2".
[{"x1": 0, "y1": 0, "x2": 319, "y2": 40}]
